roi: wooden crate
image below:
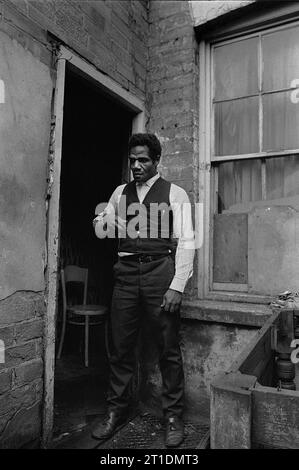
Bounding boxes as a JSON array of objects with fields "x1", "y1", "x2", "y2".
[{"x1": 210, "y1": 308, "x2": 299, "y2": 449}]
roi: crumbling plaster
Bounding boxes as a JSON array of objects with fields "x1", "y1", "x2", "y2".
[{"x1": 0, "y1": 30, "x2": 53, "y2": 300}]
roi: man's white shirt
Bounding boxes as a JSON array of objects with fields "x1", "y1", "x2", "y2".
[{"x1": 94, "y1": 173, "x2": 195, "y2": 293}]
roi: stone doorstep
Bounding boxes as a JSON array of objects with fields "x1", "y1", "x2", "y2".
[{"x1": 181, "y1": 300, "x2": 273, "y2": 327}]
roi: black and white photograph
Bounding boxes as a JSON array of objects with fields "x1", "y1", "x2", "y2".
[{"x1": 0, "y1": 0, "x2": 299, "y2": 455}]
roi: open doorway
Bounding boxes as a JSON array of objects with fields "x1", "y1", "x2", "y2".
[{"x1": 53, "y1": 63, "x2": 134, "y2": 440}]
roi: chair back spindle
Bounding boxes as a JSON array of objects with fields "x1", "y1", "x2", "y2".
[{"x1": 57, "y1": 264, "x2": 107, "y2": 366}]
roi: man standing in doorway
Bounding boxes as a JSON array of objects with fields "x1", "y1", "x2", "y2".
[{"x1": 92, "y1": 133, "x2": 195, "y2": 447}]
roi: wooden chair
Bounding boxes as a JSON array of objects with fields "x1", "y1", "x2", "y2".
[{"x1": 57, "y1": 265, "x2": 108, "y2": 367}]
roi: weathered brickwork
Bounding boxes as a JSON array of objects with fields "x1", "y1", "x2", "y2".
[
  {"x1": 0, "y1": 292, "x2": 44, "y2": 327},
  {"x1": 147, "y1": 1, "x2": 198, "y2": 193},
  {"x1": 0, "y1": 292, "x2": 44, "y2": 447},
  {"x1": 14, "y1": 359, "x2": 43, "y2": 388},
  {"x1": 4, "y1": 0, "x2": 149, "y2": 100},
  {"x1": 147, "y1": 1, "x2": 199, "y2": 298},
  {"x1": 0, "y1": 383, "x2": 42, "y2": 448}
]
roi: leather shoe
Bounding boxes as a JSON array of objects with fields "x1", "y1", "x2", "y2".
[
  {"x1": 91, "y1": 410, "x2": 127, "y2": 440},
  {"x1": 165, "y1": 416, "x2": 184, "y2": 447}
]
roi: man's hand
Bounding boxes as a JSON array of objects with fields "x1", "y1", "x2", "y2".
[
  {"x1": 93, "y1": 216, "x2": 100, "y2": 229},
  {"x1": 93, "y1": 213, "x2": 106, "y2": 229},
  {"x1": 161, "y1": 289, "x2": 182, "y2": 313}
]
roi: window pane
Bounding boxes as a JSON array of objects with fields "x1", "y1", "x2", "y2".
[
  {"x1": 263, "y1": 26, "x2": 299, "y2": 92},
  {"x1": 215, "y1": 97, "x2": 259, "y2": 156},
  {"x1": 214, "y1": 37, "x2": 259, "y2": 100},
  {"x1": 266, "y1": 155, "x2": 299, "y2": 200},
  {"x1": 217, "y1": 159, "x2": 262, "y2": 213},
  {"x1": 263, "y1": 90, "x2": 299, "y2": 151}
]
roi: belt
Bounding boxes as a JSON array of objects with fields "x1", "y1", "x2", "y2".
[{"x1": 119, "y1": 253, "x2": 169, "y2": 263}]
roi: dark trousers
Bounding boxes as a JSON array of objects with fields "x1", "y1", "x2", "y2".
[{"x1": 107, "y1": 255, "x2": 184, "y2": 418}]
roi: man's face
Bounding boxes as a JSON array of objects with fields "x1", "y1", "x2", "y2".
[{"x1": 129, "y1": 145, "x2": 159, "y2": 183}]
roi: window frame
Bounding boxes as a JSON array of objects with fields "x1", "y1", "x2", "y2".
[
  {"x1": 211, "y1": 20, "x2": 299, "y2": 163},
  {"x1": 198, "y1": 14, "x2": 299, "y2": 301}
]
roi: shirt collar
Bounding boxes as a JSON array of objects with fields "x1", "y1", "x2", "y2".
[{"x1": 136, "y1": 172, "x2": 160, "y2": 188}]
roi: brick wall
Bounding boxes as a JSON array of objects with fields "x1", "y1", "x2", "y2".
[
  {"x1": 4, "y1": 0, "x2": 149, "y2": 99},
  {"x1": 147, "y1": 0, "x2": 199, "y2": 298},
  {"x1": 0, "y1": 293, "x2": 44, "y2": 448}
]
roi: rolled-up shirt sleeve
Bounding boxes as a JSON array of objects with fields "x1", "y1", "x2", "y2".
[{"x1": 169, "y1": 185, "x2": 195, "y2": 293}]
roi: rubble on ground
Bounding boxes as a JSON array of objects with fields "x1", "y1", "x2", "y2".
[{"x1": 270, "y1": 290, "x2": 299, "y2": 309}]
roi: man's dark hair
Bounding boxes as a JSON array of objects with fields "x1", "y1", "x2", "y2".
[{"x1": 128, "y1": 133, "x2": 162, "y2": 161}]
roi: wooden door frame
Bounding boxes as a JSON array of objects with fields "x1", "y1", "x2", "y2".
[{"x1": 42, "y1": 46, "x2": 145, "y2": 447}]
